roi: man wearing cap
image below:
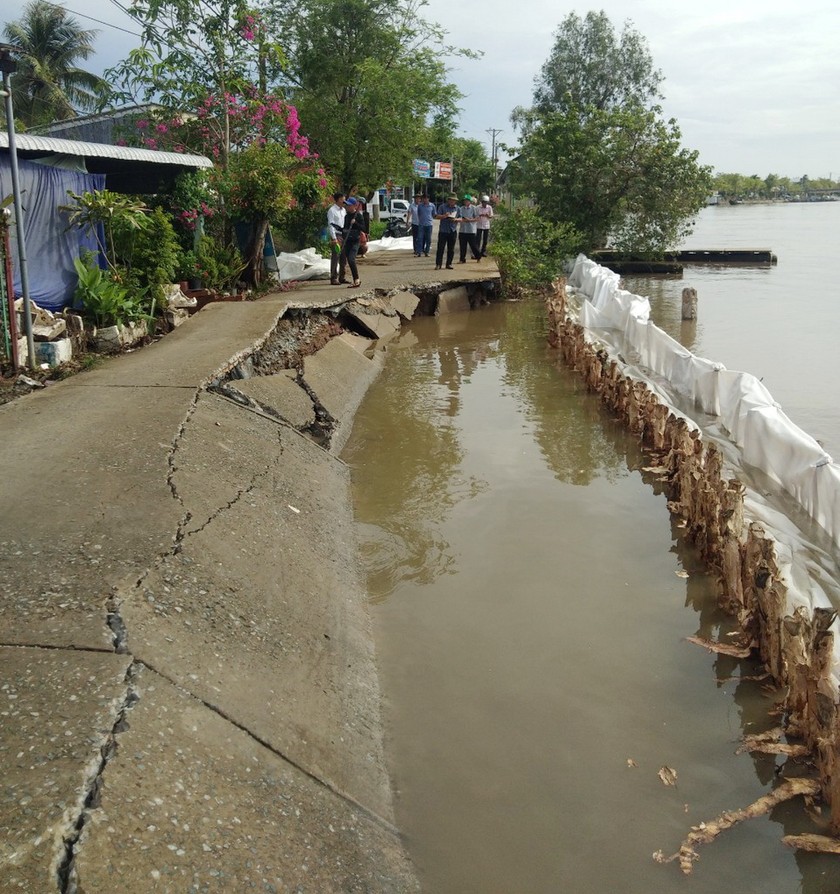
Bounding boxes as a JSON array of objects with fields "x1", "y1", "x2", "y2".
[
  {"x1": 476, "y1": 195, "x2": 494, "y2": 258},
  {"x1": 457, "y1": 194, "x2": 481, "y2": 263},
  {"x1": 326, "y1": 191, "x2": 346, "y2": 285},
  {"x1": 434, "y1": 193, "x2": 460, "y2": 270}
]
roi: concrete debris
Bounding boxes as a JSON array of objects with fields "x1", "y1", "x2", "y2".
[
  {"x1": 388, "y1": 290, "x2": 421, "y2": 321},
  {"x1": 342, "y1": 301, "x2": 401, "y2": 340}
]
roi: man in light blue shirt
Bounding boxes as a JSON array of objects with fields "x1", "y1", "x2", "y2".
[{"x1": 417, "y1": 194, "x2": 435, "y2": 257}]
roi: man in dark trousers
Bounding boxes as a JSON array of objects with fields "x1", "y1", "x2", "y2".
[
  {"x1": 326, "y1": 192, "x2": 346, "y2": 284},
  {"x1": 434, "y1": 193, "x2": 460, "y2": 270}
]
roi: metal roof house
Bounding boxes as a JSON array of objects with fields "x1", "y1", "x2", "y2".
[
  {"x1": 0, "y1": 132, "x2": 212, "y2": 193},
  {"x1": 0, "y1": 131, "x2": 212, "y2": 310}
]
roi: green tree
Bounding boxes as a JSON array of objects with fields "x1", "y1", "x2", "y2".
[
  {"x1": 105, "y1": 0, "x2": 285, "y2": 167},
  {"x1": 509, "y1": 12, "x2": 709, "y2": 257},
  {"x1": 449, "y1": 138, "x2": 494, "y2": 196},
  {"x1": 514, "y1": 10, "x2": 662, "y2": 132},
  {"x1": 277, "y1": 0, "x2": 466, "y2": 190},
  {"x1": 3, "y1": 0, "x2": 107, "y2": 127},
  {"x1": 223, "y1": 141, "x2": 294, "y2": 282},
  {"x1": 511, "y1": 103, "x2": 710, "y2": 253}
]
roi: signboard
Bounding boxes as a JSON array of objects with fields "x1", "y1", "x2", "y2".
[
  {"x1": 434, "y1": 161, "x2": 453, "y2": 180},
  {"x1": 413, "y1": 158, "x2": 431, "y2": 178}
]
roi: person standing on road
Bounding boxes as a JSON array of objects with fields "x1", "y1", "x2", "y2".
[
  {"x1": 339, "y1": 197, "x2": 365, "y2": 288},
  {"x1": 407, "y1": 193, "x2": 422, "y2": 256},
  {"x1": 434, "y1": 193, "x2": 460, "y2": 270},
  {"x1": 476, "y1": 195, "x2": 494, "y2": 257},
  {"x1": 457, "y1": 194, "x2": 481, "y2": 263},
  {"x1": 417, "y1": 194, "x2": 434, "y2": 257},
  {"x1": 327, "y1": 192, "x2": 346, "y2": 285}
]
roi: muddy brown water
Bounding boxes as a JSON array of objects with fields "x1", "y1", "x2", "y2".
[{"x1": 342, "y1": 299, "x2": 840, "y2": 893}]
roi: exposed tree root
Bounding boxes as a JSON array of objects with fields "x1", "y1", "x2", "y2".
[
  {"x1": 685, "y1": 635, "x2": 755, "y2": 658},
  {"x1": 653, "y1": 778, "x2": 820, "y2": 874},
  {"x1": 736, "y1": 727, "x2": 809, "y2": 757},
  {"x1": 782, "y1": 833, "x2": 840, "y2": 854}
]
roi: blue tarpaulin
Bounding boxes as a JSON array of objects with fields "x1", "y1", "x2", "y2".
[{"x1": 0, "y1": 155, "x2": 104, "y2": 311}]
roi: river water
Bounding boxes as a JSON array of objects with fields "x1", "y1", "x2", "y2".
[
  {"x1": 342, "y1": 206, "x2": 840, "y2": 893},
  {"x1": 631, "y1": 201, "x2": 840, "y2": 454}
]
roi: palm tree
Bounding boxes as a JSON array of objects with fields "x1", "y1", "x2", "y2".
[{"x1": 3, "y1": 0, "x2": 107, "y2": 127}]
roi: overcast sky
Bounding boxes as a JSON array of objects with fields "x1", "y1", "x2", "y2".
[{"x1": 4, "y1": 0, "x2": 839, "y2": 178}]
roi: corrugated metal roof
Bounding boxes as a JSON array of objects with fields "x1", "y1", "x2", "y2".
[{"x1": 0, "y1": 133, "x2": 212, "y2": 169}]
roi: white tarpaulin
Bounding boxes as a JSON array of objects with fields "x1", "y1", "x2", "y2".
[
  {"x1": 272, "y1": 236, "x2": 414, "y2": 283},
  {"x1": 567, "y1": 253, "x2": 840, "y2": 681}
]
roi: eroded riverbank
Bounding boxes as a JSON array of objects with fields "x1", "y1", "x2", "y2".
[{"x1": 343, "y1": 298, "x2": 840, "y2": 893}]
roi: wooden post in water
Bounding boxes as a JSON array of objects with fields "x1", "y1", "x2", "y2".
[{"x1": 682, "y1": 287, "x2": 698, "y2": 320}]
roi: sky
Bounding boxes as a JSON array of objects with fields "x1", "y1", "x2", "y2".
[{"x1": 3, "y1": 0, "x2": 839, "y2": 179}]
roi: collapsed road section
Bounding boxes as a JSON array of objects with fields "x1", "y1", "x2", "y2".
[{"x1": 0, "y1": 267, "x2": 498, "y2": 892}]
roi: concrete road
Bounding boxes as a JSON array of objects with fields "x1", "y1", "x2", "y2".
[{"x1": 0, "y1": 248, "x2": 498, "y2": 893}]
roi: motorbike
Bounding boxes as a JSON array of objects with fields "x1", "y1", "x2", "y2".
[{"x1": 383, "y1": 218, "x2": 409, "y2": 239}]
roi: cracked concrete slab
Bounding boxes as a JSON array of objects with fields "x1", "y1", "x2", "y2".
[
  {"x1": 122, "y1": 392, "x2": 395, "y2": 820},
  {"x1": 227, "y1": 369, "x2": 317, "y2": 430},
  {"x1": 302, "y1": 337, "x2": 383, "y2": 454},
  {"x1": 337, "y1": 332, "x2": 376, "y2": 355},
  {"x1": 73, "y1": 668, "x2": 418, "y2": 893},
  {"x1": 0, "y1": 382, "x2": 187, "y2": 650},
  {"x1": 0, "y1": 249, "x2": 498, "y2": 890},
  {"x1": 0, "y1": 646, "x2": 132, "y2": 893},
  {"x1": 388, "y1": 291, "x2": 420, "y2": 321}
]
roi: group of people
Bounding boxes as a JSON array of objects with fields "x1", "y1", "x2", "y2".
[
  {"x1": 326, "y1": 189, "x2": 495, "y2": 286},
  {"x1": 411, "y1": 193, "x2": 494, "y2": 270},
  {"x1": 326, "y1": 191, "x2": 369, "y2": 288}
]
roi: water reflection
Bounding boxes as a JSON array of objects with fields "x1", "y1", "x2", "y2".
[{"x1": 343, "y1": 298, "x2": 839, "y2": 893}]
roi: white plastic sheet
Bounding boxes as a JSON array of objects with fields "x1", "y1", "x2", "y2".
[
  {"x1": 567, "y1": 254, "x2": 840, "y2": 681},
  {"x1": 271, "y1": 236, "x2": 414, "y2": 283},
  {"x1": 568, "y1": 254, "x2": 838, "y2": 545}
]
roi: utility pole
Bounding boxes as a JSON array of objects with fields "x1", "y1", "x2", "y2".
[
  {"x1": 486, "y1": 128, "x2": 502, "y2": 192},
  {"x1": 1, "y1": 43, "x2": 36, "y2": 371}
]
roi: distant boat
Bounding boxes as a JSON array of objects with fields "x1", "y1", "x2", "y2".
[{"x1": 705, "y1": 193, "x2": 721, "y2": 206}]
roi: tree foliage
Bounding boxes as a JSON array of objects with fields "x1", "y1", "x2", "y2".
[
  {"x1": 509, "y1": 11, "x2": 710, "y2": 258},
  {"x1": 277, "y1": 0, "x2": 465, "y2": 190},
  {"x1": 490, "y1": 208, "x2": 583, "y2": 295},
  {"x1": 530, "y1": 10, "x2": 662, "y2": 118},
  {"x1": 3, "y1": 0, "x2": 107, "y2": 127}
]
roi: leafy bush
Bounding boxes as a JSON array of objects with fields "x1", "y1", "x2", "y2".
[
  {"x1": 276, "y1": 168, "x2": 331, "y2": 250},
  {"x1": 73, "y1": 257, "x2": 148, "y2": 328},
  {"x1": 490, "y1": 208, "x2": 583, "y2": 295},
  {"x1": 113, "y1": 206, "x2": 181, "y2": 306},
  {"x1": 194, "y1": 235, "x2": 246, "y2": 292},
  {"x1": 368, "y1": 220, "x2": 387, "y2": 241},
  {"x1": 62, "y1": 190, "x2": 148, "y2": 274}
]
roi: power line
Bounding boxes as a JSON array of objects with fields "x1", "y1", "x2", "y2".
[{"x1": 31, "y1": 0, "x2": 143, "y2": 37}]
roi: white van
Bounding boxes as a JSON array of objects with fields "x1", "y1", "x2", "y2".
[{"x1": 368, "y1": 192, "x2": 411, "y2": 222}]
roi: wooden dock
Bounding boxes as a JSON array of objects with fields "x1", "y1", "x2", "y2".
[{"x1": 591, "y1": 249, "x2": 777, "y2": 275}]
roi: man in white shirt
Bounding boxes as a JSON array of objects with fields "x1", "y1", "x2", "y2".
[
  {"x1": 327, "y1": 192, "x2": 346, "y2": 284},
  {"x1": 457, "y1": 194, "x2": 481, "y2": 263},
  {"x1": 476, "y1": 195, "x2": 494, "y2": 257}
]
